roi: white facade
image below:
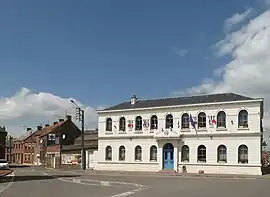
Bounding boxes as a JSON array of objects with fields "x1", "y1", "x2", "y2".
[{"x1": 94, "y1": 98, "x2": 264, "y2": 175}]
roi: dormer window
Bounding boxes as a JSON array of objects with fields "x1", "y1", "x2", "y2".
[
  {"x1": 165, "y1": 114, "x2": 173, "y2": 129},
  {"x1": 106, "y1": 118, "x2": 112, "y2": 131}
]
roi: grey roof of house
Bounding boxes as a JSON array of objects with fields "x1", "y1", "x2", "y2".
[
  {"x1": 16, "y1": 130, "x2": 33, "y2": 141},
  {"x1": 74, "y1": 132, "x2": 98, "y2": 142},
  {"x1": 101, "y1": 93, "x2": 258, "y2": 111},
  {"x1": 0, "y1": 126, "x2": 7, "y2": 133},
  {"x1": 61, "y1": 142, "x2": 98, "y2": 151}
]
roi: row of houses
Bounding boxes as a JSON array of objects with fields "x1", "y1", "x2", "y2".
[
  {"x1": 4, "y1": 115, "x2": 98, "y2": 169},
  {"x1": 1, "y1": 92, "x2": 270, "y2": 175}
]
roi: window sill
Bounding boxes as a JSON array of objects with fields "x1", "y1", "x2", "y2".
[
  {"x1": 197, "y1": 161, "x2": 206, "y2": 163},
  {"x1": 238, "y1": 127, "x2": 249, "y2": 131},
  {"x1": 134, "y1": 131, "x2": 143, "y2": 134},
  {"x1": 238, "y1": 162, "x2": 249, "y2": 164},
  {"x1": 217, "y1": 161, "x2": 227, "y2": 164},
  {"x1": 135, "y1": 160, "x2": 142, "y2": 162},
  {"x1": 105, "y1": 131, "x2": 113, "y2": 134},
  {"x1": 216, "y1": 128, "x2": 227, "y2": 131},
  {"x1": 118, "y1": 131, "x2": 126, "y2": 134},
  {"x1": 181, "y1": 129, "x2": 190, "y2": 132},
  {"x1": 150, "y1": 160, "x2": 157, "y2": 162},
  {"x1": 197, "y1": 129, "x2": 207, "y2": 132},
  {"x1": 149, "y1": 129, "x2": 157, "y2": 133},
  {"x1": 181, "y1": 160, "x2": 189, "y2": 163}
]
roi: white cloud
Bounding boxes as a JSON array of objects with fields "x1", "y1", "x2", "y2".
[
  {"x1": 176, "y1": 49, "x2": 188, "y2": 57},
  {"x1": 176, "y1": 9, "x2": 270, "y2": 146},
  {"x1": 224, "y1": 7, "x2": 254, "y2": 31},
  {"x1": 0, "y1": 87, "x2": 99, "y2": 137},
  {"x1": 172, "y1": 47, "x2": 189, "y2": 57}
]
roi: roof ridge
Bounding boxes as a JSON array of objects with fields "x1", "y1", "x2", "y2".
[
  {"x1": 121, "y1": 92, "x2": 254, "y2": 103},
  {"x1": 24, "y1": 120, "x2": 67, "y2": 142}
]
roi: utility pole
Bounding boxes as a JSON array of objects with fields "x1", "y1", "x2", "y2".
[
  {"x1": 70, "y1": 100, "x2": 85, "y2": 170},
  {"x1": 9, "y1": 135, "x2": 12, "y2": 163}
]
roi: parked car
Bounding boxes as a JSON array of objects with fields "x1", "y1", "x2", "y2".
[{"x1": 0, "y1": 159, "x2": 9, "y2": 169}]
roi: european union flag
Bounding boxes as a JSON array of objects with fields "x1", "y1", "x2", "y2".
[{"x1": 189, "y1": 114, "x2": 197, "y2": 130}]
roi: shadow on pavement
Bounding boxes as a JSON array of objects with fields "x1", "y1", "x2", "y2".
[
  {"x1": 9, "y1": 165, "x2": 32, "y2": 168},
  {"x1": 0, "y1": 174, "x2": 81, "y2": 183}
]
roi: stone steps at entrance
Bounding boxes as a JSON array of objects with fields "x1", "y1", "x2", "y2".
[{"x1": 158, "y1": 169, "x2": 177, "y2": 174}]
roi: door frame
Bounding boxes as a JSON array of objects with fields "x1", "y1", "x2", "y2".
[{"x1": 163, "y1": 143, "x2": 174, "y2": 169}]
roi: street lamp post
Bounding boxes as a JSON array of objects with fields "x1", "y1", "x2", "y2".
[
  {"x1": 8, "y1": 135, "x2": 13, "y2": 163},
  {"x1": 70, "y1": 100, "x2": 86, "y2": 170}
]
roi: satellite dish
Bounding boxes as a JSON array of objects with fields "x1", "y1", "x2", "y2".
[{"x1": 62, "y1": 134, "x2": 66, "y2": 139}]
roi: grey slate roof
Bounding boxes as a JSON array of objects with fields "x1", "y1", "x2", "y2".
[{"x1": 101, "y1": 93, "x2": 257, "y2": 111}]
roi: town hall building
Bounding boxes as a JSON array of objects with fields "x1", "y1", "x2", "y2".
[{"x1": 95, "y1": 93, "x2": 264, "y2": 175}]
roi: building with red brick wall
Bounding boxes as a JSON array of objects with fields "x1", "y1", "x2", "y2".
[
  {"x1": 39, "y1": 115, "x2": 81, "y2": 168},
  {"x1": 12, "y1": 127, "x2": 37, "y2": 164},
  {"x1": 12, "y1": 118, "x2": 72, "y2": 165},
  {"x1": 11, "y1": 115, "x2": 82, "y2": 166}
]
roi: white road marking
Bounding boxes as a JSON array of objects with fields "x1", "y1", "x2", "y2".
[
  {"x1": 109, "y1": 188, "x2": 144, "y2": 197},
  {"x1": 73, "y1": 178, "x2": 81, "y2": 184},
  {"x1": 43, "y1": 171, "x2": 149, "y2": 197},
  {"x1": 100, "y1": 181, "x2": 111, "y2": 186}
]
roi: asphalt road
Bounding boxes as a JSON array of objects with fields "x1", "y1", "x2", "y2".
[{"x1": 1, "y1": 167, "x2": 270, "y2": 197}]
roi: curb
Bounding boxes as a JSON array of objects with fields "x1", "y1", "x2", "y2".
[
  {"x1": 0, "y1": 169, "x2": 14, "y2": 178},
  {"x1": 43, "y1": 168, "x2": 270, "y2": 180},
  {"x1": 77, "y1": 170, "x2": 270, "y2": 180}
]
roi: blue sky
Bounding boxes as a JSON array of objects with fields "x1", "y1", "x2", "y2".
[
  {"x1": 0, "y1": 0, "x2": 270, "y2": 148},
  {"x1": 0, "y1": 0, "x2": 258, "y2": 106}
]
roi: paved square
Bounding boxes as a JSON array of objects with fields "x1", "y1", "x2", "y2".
[{"x1": 1, "y1": 168, "x2": 270, "y2": 197}]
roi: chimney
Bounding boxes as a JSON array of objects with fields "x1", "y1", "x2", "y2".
[
  {"x1": 131, "y1": 94, "x2": 137, "y2": 105},
  {"x1": 53, "y1": 122, "x2": 58, "y2": 125},
  {"x1": 59, "y1": 118, "x2": 64, "y2": 122},
  {"x1": 37, "y1": 126, "x2": 42, "y2": 131},
  {"x1": 26, "y1": 127, "x2": 32, "y2": 131},
  {"x1": 45, "y1": 124, "x2": 50, "y2": 127},
  {"x1": 66, "y1": 115, "x2": 72, "y2": 121}
]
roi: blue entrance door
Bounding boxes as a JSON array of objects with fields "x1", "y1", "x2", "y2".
[{"x1": 163, "y1": 143, "x2": 174, "y2": 169}]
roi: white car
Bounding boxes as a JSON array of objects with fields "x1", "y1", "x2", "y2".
[{"x1": 0, "y1": 159, "x2": 9, "y2": 169}]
